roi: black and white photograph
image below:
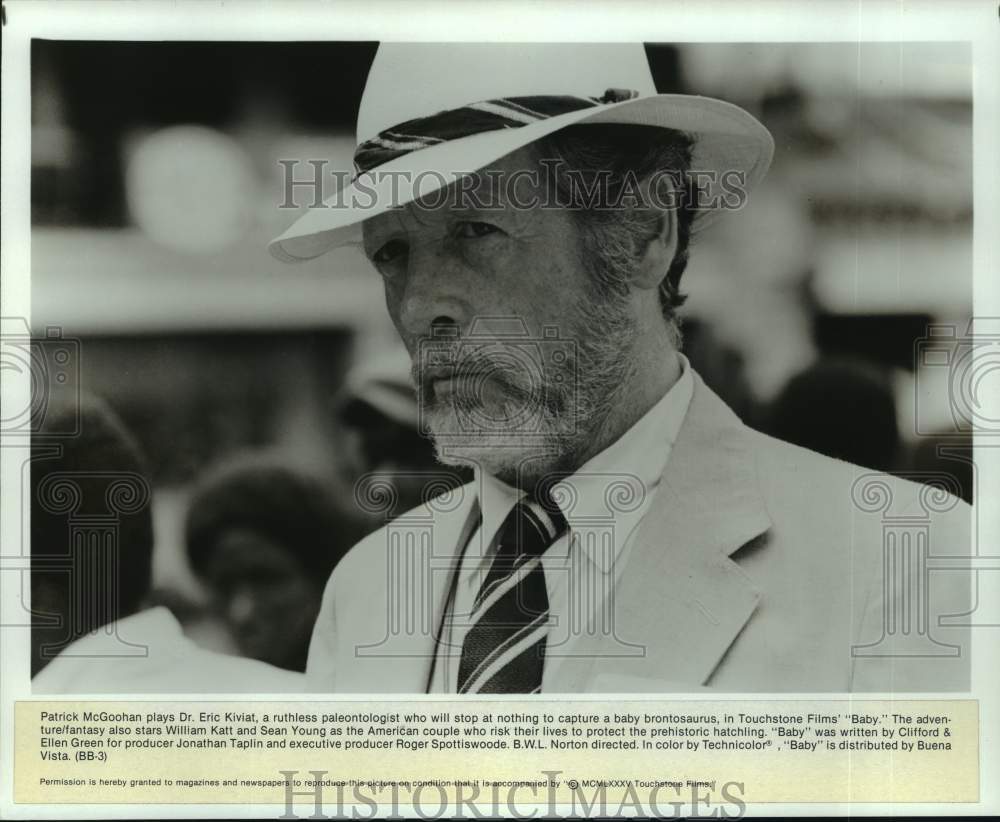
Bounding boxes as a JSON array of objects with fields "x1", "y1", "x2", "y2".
[
  {"x1": 23, "y1": 35, "x2": 978, "y2": 693},
  {"x1": 2, "y1": 1, "x2": 998, "y2": 818}
]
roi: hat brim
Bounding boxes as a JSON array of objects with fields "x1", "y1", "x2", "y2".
[{"x1": 269, "y1": 94, "x2": 774, "y2": 263}]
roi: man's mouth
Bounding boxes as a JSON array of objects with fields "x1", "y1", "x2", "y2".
[
  {"x1": 431, "y1": 374, "x2": 476, "y2": 395},
  {"x1": 419, "y1": 358, "x2": 535, "y2": 408}
]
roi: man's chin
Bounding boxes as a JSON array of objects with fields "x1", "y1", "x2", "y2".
[{"x1": 423, "y1": 409, "x2": 565, "y2": 482}]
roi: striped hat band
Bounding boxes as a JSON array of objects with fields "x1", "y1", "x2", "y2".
[{"x1": 353, "y1": 88, "x2": 640, "y2": 175}]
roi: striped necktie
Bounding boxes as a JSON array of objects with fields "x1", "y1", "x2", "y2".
[{"x1": 457, "y1": 493, "x2": 568, "y2": 694}]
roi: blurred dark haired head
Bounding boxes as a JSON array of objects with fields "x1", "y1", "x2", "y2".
[
  {"x1": 31, "y1": 391, "x2": 153, "y2": 674},
  {"x1": 185, "y1": 457, "x2": 345, "y2": 581},
  {"x1": 184, "y1": 456, "x2": 350, "y2": 670},
  {"x1": 767, "y1": 358, "x2": 900, "y2": 472}
]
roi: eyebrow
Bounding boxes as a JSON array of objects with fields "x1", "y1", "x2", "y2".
[{"x1": 361, "y1": 218, "x2": 403, "y2": 254}]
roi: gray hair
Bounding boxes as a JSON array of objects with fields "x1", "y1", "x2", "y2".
[{"x1": 531, "y1": 124, "x2": 698, "y2": 347}]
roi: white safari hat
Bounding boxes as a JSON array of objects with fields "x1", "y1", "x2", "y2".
[{"x1": 269, "y1": 42, "x2": 774, "y2": 263}]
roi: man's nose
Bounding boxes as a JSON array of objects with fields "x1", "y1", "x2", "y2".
[{"x1": 397, "y1": 241, "x2": 471, "y2": 337}]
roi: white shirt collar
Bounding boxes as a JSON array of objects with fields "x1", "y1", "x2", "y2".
[{"x1": 469, "y1": 353, "x2": 694, "y2": 577}]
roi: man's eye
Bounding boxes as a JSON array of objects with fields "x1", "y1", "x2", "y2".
[
  {"x1": 455, "y1": 221, "x2": 501, "y2": 239},
  {"x1": 371, "y1": 239, "x2": 408, "y2": 264}
]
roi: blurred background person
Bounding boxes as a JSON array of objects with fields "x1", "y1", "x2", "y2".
[
  {"x1": 184, "y1": 456, "x2": 357, "y2": 672},
  {"x1": 31, "y1": 393, "x2": 311, "y2": 692},
  {"x1": 680, "y1": 319, "x2": 759, "y2": 427},
  {"x1": 31, "y1": 391, "x2": 152, "y2": 678},
  {"x1": 764, "y1": 358, "x2": 901, "y2": 472},
  {"x1": 336, "y1": 349, "x2": 473, "y2": 531}
]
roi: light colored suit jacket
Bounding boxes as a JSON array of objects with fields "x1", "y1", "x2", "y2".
[
  {"x1": 308, "y1": 374, "x2": 972, "y2": 693},
  {"x1": 34, "y1": 607, "x2": 314, "y2": 693}
]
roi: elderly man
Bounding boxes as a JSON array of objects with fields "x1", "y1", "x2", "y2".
[{"x1": 271, "y1": 43, "x2": 971, "y2": 693}]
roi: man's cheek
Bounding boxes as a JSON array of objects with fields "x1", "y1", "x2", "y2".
[
  {"x1": 462, "y1": 243, "x2": 522, "y2": 295},
  {"x1": 383, "y1": 282, "x2": 405, "y2": 327}
]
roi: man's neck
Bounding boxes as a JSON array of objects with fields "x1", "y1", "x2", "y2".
[
  {"x1": 564, "y1": 346, "x2": 682, "y2": 476},
  {"x1": 497, "y1": 346, "x2": 683, "y2": 491}
]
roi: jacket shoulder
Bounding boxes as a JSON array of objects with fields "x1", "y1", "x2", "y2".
[
  {"x1": 747, "y1": 428, "x2": 970, "y2": 534},
  {"x1": 728, "y1": 429, "x2": 972, "y2": 691}
]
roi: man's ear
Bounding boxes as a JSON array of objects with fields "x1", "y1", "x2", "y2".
[{"x1": 632, "y1": 174, "x2": 678, "y2": 291}]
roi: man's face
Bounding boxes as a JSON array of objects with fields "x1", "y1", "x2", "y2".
[{"x1": 361, "y1": 147, "x2": 638, "y2": 483}]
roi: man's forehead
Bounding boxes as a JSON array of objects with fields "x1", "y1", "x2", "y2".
[
  {"x1": 459, "y1": 146, "x2": 541, "y2": 198},
  {"x1": 362, "y1": 146, "x2": 546, "y2": 237}
]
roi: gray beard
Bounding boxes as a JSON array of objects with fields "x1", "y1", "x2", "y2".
[{"x1": 421, "y1": 293, "x2": 638, "y2": 489}]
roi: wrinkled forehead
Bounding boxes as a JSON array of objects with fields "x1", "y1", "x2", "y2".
[{"x1": 362, "y1": 145, "x2": 545, "y2": 241}]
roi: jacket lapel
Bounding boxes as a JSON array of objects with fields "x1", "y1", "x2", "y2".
[
  {"x1": 348, "y1": 488, "x2": 481, "y2": 693},
  {"x1": 551, "y1": 373, "x2": 773, "y2": 691}
]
